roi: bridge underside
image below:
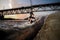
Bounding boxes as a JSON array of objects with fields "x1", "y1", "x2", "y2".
[{"x1": 0, "y1": 3, "x2": 60, "y2": 15}]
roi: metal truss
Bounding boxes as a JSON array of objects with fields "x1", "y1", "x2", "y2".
[{"x1": 0, "y1": 3, "x2": 60, "y2": 15}]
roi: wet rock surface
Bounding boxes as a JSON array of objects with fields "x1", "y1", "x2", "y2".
[
  {"x1": 34, "y1": 12, "x2": 60, "y2": 40},
  {"x1": 0, "y1": 16, "x2": 45, "y2": 40}
]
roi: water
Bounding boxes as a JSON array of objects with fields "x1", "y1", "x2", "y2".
[{"x1": 0, "y1": 20, "x2": 35, "y2": 30}]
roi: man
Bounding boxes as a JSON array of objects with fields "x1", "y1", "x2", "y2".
[
  {"x1": 28, "y1": 12, "x2": 36, "y2": 24},
  {"x1": 0, "y1": 14, "x2": 4, "y2": 20}
]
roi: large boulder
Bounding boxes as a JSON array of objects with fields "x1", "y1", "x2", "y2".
[{"x1": 34, "y1": 11, "x2": 60, "y2": 40}]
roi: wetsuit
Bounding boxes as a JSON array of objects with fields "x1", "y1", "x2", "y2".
[
  {"x1": 29, "y1": 16, "x2": 35, "y2": 23},
  {"x1": 0, "y1": 14, "x2": 4, "y2": 20}
]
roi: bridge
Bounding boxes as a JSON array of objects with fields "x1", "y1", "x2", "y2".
[{"x1": 0, "y1": 3, "x2": 60, "y2": 15}]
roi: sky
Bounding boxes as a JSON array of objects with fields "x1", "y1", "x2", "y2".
[{"x1": 0, "y1": 0, "x2": 60, "y2": 9}]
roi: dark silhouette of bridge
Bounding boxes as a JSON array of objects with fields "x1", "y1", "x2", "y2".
[{"x1": 0, "y1": 2, "x2": 60, "y2": 15}]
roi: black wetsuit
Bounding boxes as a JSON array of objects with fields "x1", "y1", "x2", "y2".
[
  {"x1": 29, "y1": 16, "x2": 35, "y2": 23},
  {"x1": 0, "y1": 15, "x2": 4, "y2": 20}
]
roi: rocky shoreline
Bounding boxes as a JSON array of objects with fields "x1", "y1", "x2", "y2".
[{"x1": 0, "y1": 16, "x2": 45, "y2": 40}]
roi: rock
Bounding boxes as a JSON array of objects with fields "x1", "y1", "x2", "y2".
[{"x1": 34, "y1": 11, "x2": 60, "y2": 40}]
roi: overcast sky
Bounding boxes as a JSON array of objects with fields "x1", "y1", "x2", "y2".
[{"x1": 0, "y1": 0, "x2": 60, "y2": 9}]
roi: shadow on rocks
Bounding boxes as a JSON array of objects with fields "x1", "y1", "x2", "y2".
[{"x1": 34, "y1": 11, "x2": 60, "y2": 40}]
